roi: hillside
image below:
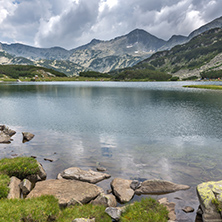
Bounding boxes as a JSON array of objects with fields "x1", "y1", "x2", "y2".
[
  {"x1": 0, "y1": 65, "x2": 66, "y2": 80},
  {"x1": 135, "y1": 28, "x2": 222, "y2": 79}
]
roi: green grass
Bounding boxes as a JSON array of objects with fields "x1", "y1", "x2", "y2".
[
  {"x1": 0, "y1": 157, "x2": 39, "y2": 180},
  {"x1": 0, "y1": 174, "x2": 10, "y2": 199},
  {"x1": 183, "y1": 85, "x2": 222, "y2": 90},
  {"x1": 0, "y1": 195, "x2": 60, "y2": 222},
  {"x1": 0, "y1": 193, "x2": 169, "y2": 221},
  {"x1": 120, "y1": 198, "x2": 169, "y2": 222},
  {"x1": 59, "y1": 204, "x2": 111, "y2": 222}
]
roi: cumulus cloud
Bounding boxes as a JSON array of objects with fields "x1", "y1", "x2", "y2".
[{"x1": 0, "y1": 0, "x2": 221, "y2": 49}]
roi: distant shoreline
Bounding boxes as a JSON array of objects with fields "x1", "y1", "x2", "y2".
[{"x1": 183, "y1": 84, "x2": 222, "y2": 90}]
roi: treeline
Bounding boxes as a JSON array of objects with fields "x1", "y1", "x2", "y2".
[
  {"x1": 0, "y1": 65, "x2": 66, "y2": 79},
  {"x1": 201, "y1": 70, "x2": 222, "y2": 79},
  {"x1": 80, "y1": 67, "x2": 174, "y2": 81},
  {"x1": 79, "y1": 71, "x2": 111, "y2": 78},
  {"x1": 112, "y1": 69, "x2": 172, "y2": 81}
]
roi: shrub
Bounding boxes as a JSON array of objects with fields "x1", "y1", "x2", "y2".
[{"x1": 170, "y1": 76, "x2": 179, "y2": 81}]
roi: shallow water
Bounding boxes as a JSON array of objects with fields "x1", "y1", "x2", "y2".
[{"x1": 1, "y1": 81, "x2": 222, "y2": 221}]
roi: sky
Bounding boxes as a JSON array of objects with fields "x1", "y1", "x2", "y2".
[{"x1": 0, "y1": 0, "x2": 222, "y2": 50}]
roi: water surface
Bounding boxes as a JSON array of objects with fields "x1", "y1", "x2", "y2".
[{"x1": 1, "y1": 81, "x2": 222, "y2": 221}]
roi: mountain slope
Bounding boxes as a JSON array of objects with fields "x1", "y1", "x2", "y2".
[
  {"x1": 136, "y1": 28, "x2": 222, "y2": 79},
  {"x1": 0, "y1": 29, "x2": 166, "y2": 74},
  {"x1": 160, "y1": 16, "x2": 222, "y2": 50},
  {"x1": 68, "y1": 29, "x2": 166, "y2": 72}
]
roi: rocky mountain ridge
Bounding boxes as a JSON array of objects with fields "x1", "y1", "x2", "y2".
[
  {"x1": 136, "y1": 28, "x2": 222, "y2": 79},
  {"x1": 0, "y1": 16, "x2": 222, "y2": 75}
]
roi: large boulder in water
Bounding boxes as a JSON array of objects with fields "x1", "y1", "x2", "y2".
[
  {"x1": 135, "y1": 179, "x2": 190, "y2": 195},
  {"x1": 197, "y1": 180, "x2": 222, "y2": 222},
  {"x1": 111, "y1": 178, "x2": 134, "y2": 203},
  {"x1": 22, "y1": 132, "x2": 35, "y2": 142},
  {"x1": 60, "y1": 167, "x2": 111, "y2": 184},
  {"x1": 27, "y1": 179, "x2": 102, "y2": 207}
]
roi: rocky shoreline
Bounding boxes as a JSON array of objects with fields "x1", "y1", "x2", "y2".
[{"x1": 1, "y1": 125, "x2": 222, "y2": 221}]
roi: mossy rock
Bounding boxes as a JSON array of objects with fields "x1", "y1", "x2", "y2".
[{"x1": 197, "y1": 180, "x2": 222, "y2": 221}]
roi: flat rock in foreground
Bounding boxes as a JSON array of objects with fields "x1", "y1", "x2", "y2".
[
  {"x1": 60, "y1": 167, "x2": 111, "y2": 184},
  {"x1": 135, "y1": 179, "x2": 190, "y2": 195},
  {"x1": 27, "y1": 179, "x2": 102, "y2": 207},
  {"x1": 111, "y1": 178, "x2": 134, "y2": 203}
]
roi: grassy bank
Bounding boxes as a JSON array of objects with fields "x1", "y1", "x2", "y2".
[
  {"x1": 0, "y1": 156, "x2": 169, "y2": 221},
  {"x1": 0, "y1": 196, "x2": 168, "y2": 222},
  {"x1": 183, "y1": 85, "x2": 222, "y2": 90}
]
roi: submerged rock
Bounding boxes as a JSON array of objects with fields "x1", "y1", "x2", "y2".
[
  {"x1": 60, "y1": 167, "x2": 111, "y2": 184},
  {"x1": 182, "y1": 206, "x2": 195, "y2": 213},
  {"x1": 111, "y1": 178, "x2": 134, "y2": 203},
  {"x1": 158, "y1": 197, "x2": 176, "y2": 221},
  {"x1": 130, "y1": 180, "x2": 141, "y2": 190},
  {"x1": 197, "y1": 180, "x2": 222, "y2": 222},
  {"x1": 96, "y1": 166, "x2": 107, "y2": 172},
  {"x1": 22, "y1": 132, "x2": 35, "y2": 142},
  {"x1": 135, "y1": 179, "x2": 190, "y2": 195},
  {"x1": 27, "y1": 179, "x2": 102, "y2": 207}
]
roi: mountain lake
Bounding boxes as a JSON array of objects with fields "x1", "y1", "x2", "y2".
[{"x1": 1, "y1": 81, "x2": 222, "y2": 221}]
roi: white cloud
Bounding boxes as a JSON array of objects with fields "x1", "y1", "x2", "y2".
[{"x1": 0, "y1": 0, "x2": 221, "y2": 49}]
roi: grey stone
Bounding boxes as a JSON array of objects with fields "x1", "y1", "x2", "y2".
[
  {"x1": 135, "y1": 179, "x2": 190, "y2": 195},
  {"x1": 90, "y1": 193, "x2": 117, "y2": 207},
  {"x1": 0, "y1": 125, "x2": 16, "y2": 137},
  {"x1": 182, "y1": 206, "x2": 195, "y2": 213},
  {"x1": 105, "y1": 207, "x2": 122, "y2": 221},
  {"x1": 22, "y1": 132, "x2": 35, "y2": 142},
  {"x1": 96, "y1": 166, "x2": 106, "y2": 172},
  {"x1": 130, "y1": 180, "x2": 141, "y2": 190},
  {"x1": 57, "y1": 173, "x2": 63, "y2": 180},
  {"x1": 19, "y1": 179, "x2": 32, "y2": 195},
  {"x1": 60, "y1": 167, "x2": 111, "y2": 184},
  {"x1": 27, "y1": 179, "x2": 102, "y2": 207},
  {"x1": 26, "y1": 161, "x2": 47, "y2": 183},
  {"x1": 7, "y1": 176, "x2": 21, "y2": 199},
  {"x1": 111, "y1": 178, "x2": 134, "y2": 203},
  {"x1": 0, "y1": 132, "x2": 11, "y2": 143}
]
